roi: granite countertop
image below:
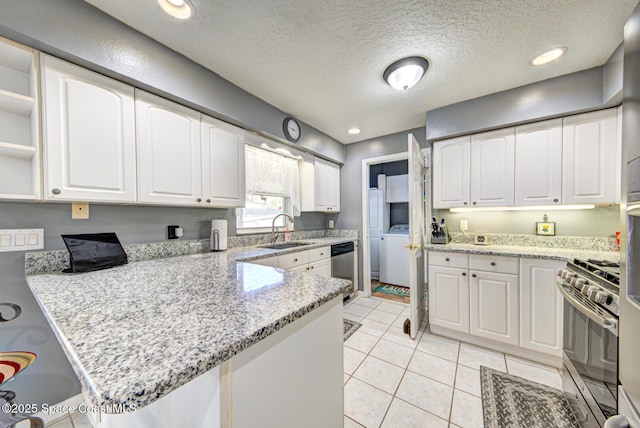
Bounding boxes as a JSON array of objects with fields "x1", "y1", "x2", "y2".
[
  {"x1": 425, "y1": 242, "x2": 620, "y2": 263},
  {"x1": 25, "y1": 237, "x2": 355, "y2": 411}
]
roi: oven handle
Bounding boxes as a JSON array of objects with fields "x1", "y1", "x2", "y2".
[{"x1": 556, "y1": 280, "x2": 619, "y2": 335}]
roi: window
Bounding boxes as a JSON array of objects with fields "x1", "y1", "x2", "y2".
[
  {"x1": 236, "y1": 145, "x2": 300, "y2": 233},
  {"x1": 236, "y1": 194, "x2": 289, "y2": 229}
]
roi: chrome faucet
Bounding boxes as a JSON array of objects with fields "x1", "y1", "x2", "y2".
[{"x1": 271, "y1": 213, "x2": 293, "y2": 243}]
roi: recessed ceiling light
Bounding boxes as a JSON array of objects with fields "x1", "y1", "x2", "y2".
[
  {"x1": 383, "y1": 56, "x2": 429, "y2": 91},
  {"x1": 347, "y1": 127, "x2": 361, "y2": 135},
  {"x1": 158, "y1": 0, "x2": 194, "y2": 19},
  {"x1": 530, "y1": 47, "x2": 567, "y2": 66}
]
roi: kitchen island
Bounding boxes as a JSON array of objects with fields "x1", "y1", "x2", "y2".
[{"x1": 25, "y1": 239, "x2": 353, "y2": 428}]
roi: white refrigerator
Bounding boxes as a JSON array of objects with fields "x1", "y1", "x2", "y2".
[{"x1": 369, "y1": 188, "x2": 389, "y2": 279}]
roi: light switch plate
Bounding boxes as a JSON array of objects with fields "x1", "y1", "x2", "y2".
[
  {"x1": 72, "y1": 202, "x2": 89, "y2": 219},
  {"x1": 0, "y1": 229, "x2": 44, "y2": 252}
]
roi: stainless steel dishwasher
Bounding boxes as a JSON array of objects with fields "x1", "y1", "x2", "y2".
[{"x1": 331, "y1": 241, "x2": 357, "y2": 299}]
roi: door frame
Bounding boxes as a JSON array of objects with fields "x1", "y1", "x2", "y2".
[{"x1": 361, "y1": 152, "x2": 408, "y2": 297}]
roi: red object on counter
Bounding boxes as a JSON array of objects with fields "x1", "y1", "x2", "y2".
[{"x1": 616, "y1": 231, "x2": 621, "y2": 249}]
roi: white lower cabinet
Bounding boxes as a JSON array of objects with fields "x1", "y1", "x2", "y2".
[
  {"x1": 469, "y1": 270, "x2": 519, "y2": 346},
  {"x1": 519, "y1": 258, "x2": 564, "y2": 357},
  {"x1": 428, "y1": 265, "x2": 470, "y2": 333},
  {"x1": 251, "y1": 246, "x2": 332, "y2": 277},
  {"x1": 429, "y1": 251, "x2": 566, "y2": 365}
]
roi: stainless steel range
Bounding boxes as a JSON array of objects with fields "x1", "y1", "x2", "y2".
[{"x1": 557, "y1": 258, "x2": 620, "y2": 427}]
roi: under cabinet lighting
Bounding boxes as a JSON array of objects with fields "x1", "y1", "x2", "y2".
[
  {"x1": 158, "y1": 0, "x2": 193, "y2": 19},
  {"x1": 449, "y1": 204, "x2": 595, "y2": 213}
]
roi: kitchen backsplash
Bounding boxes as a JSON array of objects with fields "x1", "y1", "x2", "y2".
[
  {"x1": 25, "y1": 229, "x2": 359, "y2": 275},
  {"x1": 448, "y1": 232, "x2": 619, "y2": 252}
]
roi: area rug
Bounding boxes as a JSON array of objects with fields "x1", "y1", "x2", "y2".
[
  {"x1": 374, "y1": 285, "x2": 409, "y2": 297},
  {"x1": 480, "y1": 366, "x2": 578, "y2": 428},
  {"x1": 374, "y1": 285, "x2": 429, "y2": 298},
  {"x1": 343, "y1": 319, "x2": 362, "y2": 341}
]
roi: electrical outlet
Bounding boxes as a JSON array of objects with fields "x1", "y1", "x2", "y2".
[
  {"x1": 328, "y1": 220, "x2": 335, "y2": 229},
  {"x1": 460, "y1": 219, "x2": 468, "y2": 232},
  {"x1": 72, "y1": 202, "x2": 89, "y2": 219}
]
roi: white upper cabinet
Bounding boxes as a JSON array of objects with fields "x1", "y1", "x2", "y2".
[
  {"x1": 136, "y1": 90, "x2": 202, "y2": 206},
  {"x1": 201, "y1": 115, "x2": 245, "y2": 207},
  {"x1": 386, "y1": 174, "x2": 409, "y2": 203},
  {"x1": 433, "y1": 136, "x2": 471, "y2": 208},
  {"x1": 41, "y1": 54, "x2": 136, "y2": 203},
  {"x1": 470, "y1": 128, "x2": 515, "y2": 207},
  {"x1": 514, "y1": 119, "x2": 563, "y2": 206},
  {"x1": 0, "y1": 37, "x2": 40, "y2": 201},
  {"x1": 562, "y1": 108, "x2": 618, "y2": 204},
  {"x1": 300, "y1": 157, "x2": 340, "y2": 212}
]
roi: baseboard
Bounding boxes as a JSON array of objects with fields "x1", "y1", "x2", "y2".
[
  {"x1": 33, "y1": 393, "x2": 84, "y2": 424},
  {"x1": 429, "y1": 325, "x2": 563, "y2": 369}
]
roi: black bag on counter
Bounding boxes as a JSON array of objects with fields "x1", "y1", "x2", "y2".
[{"x1": 61, "y1": 232, "x2": 128, "y2": 273}]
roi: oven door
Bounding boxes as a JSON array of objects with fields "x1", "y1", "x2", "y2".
[{"x1": 558, "y1": 282, "x2": 618, "y2": 426}]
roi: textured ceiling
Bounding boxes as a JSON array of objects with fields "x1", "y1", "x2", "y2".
[{"x1": 84, "y1": 0, "x2": 638, "y2": 144}]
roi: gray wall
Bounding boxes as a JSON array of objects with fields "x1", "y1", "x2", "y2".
[
  {"x1": 436, "y1": 205, "x2": 620, "y2": 237},
  {"x1": 0, "y1": 0, "x2": 345, "y2": 164},
  {"x1": 337, "y1": 127, "x2": 427, "y2": 290},
  {"x1": 426, "y1": 46, "x2": 624, "y2": 140}
]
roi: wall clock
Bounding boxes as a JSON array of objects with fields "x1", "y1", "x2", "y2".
[{"x1": 283, "y1": 117, "x2": 301, "y2": 142}]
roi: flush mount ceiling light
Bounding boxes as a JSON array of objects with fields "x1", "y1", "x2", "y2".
[
  {"x1": 383, "y1": 56, "x2": 429, "y2": 91},
  {"x1": 158, "y1": 0, "x2": 194, "y2": 19},
  {"x1": 347, "y1": 127, "x2": 361, "y2": 135},
  {"x1": 530, "y1": 47, "x2": 567, "y2": 66}
]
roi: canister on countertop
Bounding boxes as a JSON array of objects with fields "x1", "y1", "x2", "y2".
[{"x1": 210, "y1": 218, "x2": 228, "y2": 251}]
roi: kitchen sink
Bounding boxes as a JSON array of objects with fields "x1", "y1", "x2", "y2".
[{"x1": 260, "y1": 241, "x2": 313, "y2": 250}]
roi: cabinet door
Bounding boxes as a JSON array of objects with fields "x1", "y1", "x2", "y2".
[
  {"x1": 201, "y1": 115, "x2": 245, "y2": 207},
  {"x1": 562, "y1": 109, "x2": 618, "y2": 204},
  {"x1": 470, "y1": 129, "x2": 515, "y2": 207},
  {"x1": 470, "y1": 271, "x2": 519, "y2": 345},
  {"x1": 519, "y1": 259, "x2": 564, "y2": 356},
  {"x1": 136, "y1": 90, "x2": 202, "y2": 205},
  {"x1": 428, "y1": 265, "x2": 469, "y2": 333},
  {"x1": 386, "y1": 174, "x2": 409, "y2": 203},
  {"x1": 433, "y1": 136, "x2": 470, "y2": 208},
  {"x1": 515, "y1": 119, "x2": 562, "y2": 205},
  {"x1": 315, "y1": 158, "x2": 340, "y2": 211},
  {"x1": 309, "y1": 259, "x2": 331, "y2": 277},
  {"x1": 41, "y1": 55, "x2": 136, "y2": 202}
]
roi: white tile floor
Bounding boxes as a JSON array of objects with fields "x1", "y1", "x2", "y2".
[
  {"x1": 43, "y1": 295, "x2": 563, "y2": 428},
  {"x1": 343, "y1": 295, "x2": 563, "y2": 428}
]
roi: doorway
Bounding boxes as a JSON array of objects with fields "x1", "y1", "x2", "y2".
[{"x1": 361, "y1": 152, "x2": 408, "y2": 300}]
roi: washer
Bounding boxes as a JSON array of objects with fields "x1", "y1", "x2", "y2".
[{"x1": 379, "y1": 224, "x2": 410, "y2": 287}]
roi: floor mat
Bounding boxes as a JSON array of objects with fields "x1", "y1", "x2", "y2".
[
  {"x1": 374, "y1": 284, "x2": 409, "y2": 297},
  {"x1": 481, "y1": 366, "x2": 578, "y2": 428},
  {"x1": 343, "y1": 318, "x2": 362, "y2": 341}
]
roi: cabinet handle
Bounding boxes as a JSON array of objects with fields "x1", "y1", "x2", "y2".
[
  {"x1": 445, "y1": 258, "x2": 450, "y2": 262},
  {"x1": 553, "y1": 198, "x2": 559, "y2": 203},
  {"x1": 320, "y1": 252, "x2": 324, "y2": 256},
  {"x1": 310, "y1": 266, "x2": 314, "y2": 269},
  {"x1": 52, "y1": 188, "x2": 61, "y2": 195},
  {"x1": 472, "y1": 273, "x2": 477, "y2": 278},
  {"x1": 463, "y1": 202, "x2": 468, "y2": 205},
  {"x1": 294, "y1": 258, "x2": 298, "y2": 262},
  {"x1": 462, "y1": 272, "x2": 467, "y2": 276},
  {"x1": 490, "y1": 262, "x2": 496, "y2": 266},
  {"x1": 197, "y1": 198, "x2": 202, "y2": 202},
  {"x1": 206, "y1": 199, "x2": 211, "y2": 203},
  {"x1": 472, "y1": 201, "x2": 477, "y2": 205}
]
